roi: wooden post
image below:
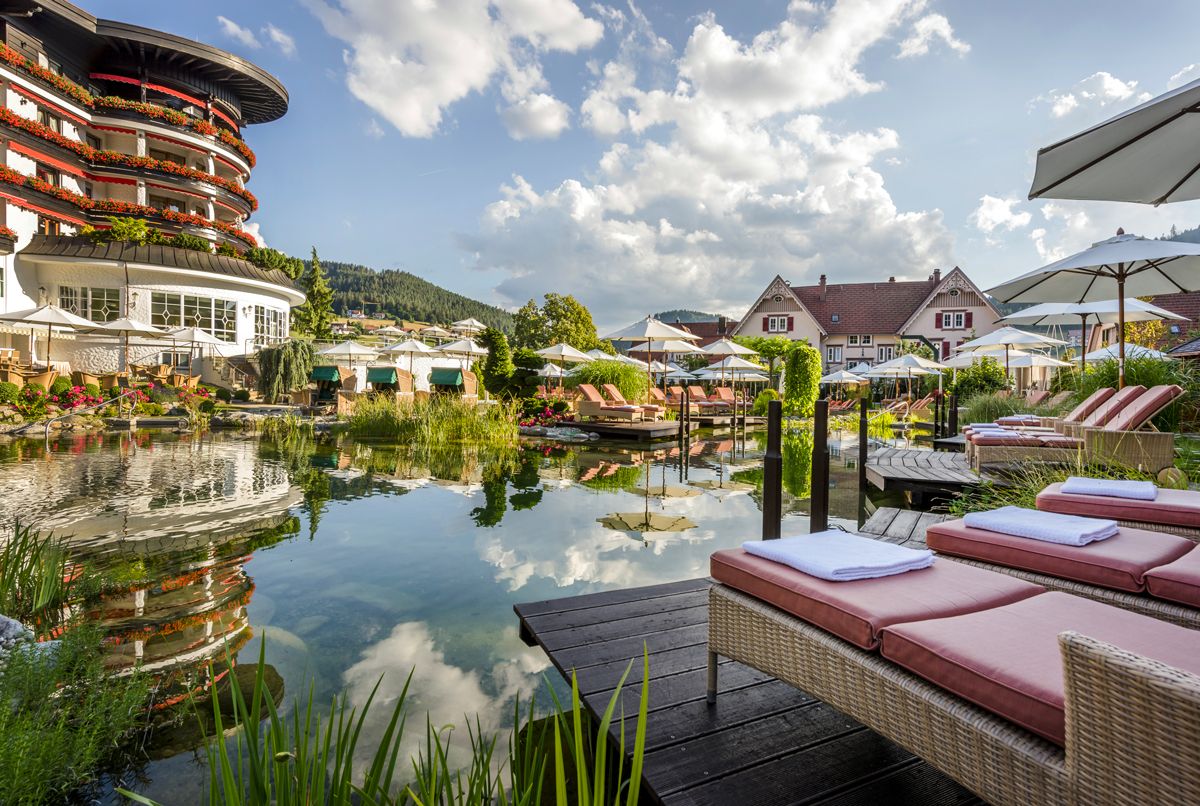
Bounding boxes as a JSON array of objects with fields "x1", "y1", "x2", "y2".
[
  {"x1": 810, "y1": 399, "x2": 829, "y2": 533},
  {"x1": 948, "y1": 393, "x2": 958, "y2": 435},
  {"x1": 933, "y1": 393, "x2": 941, "y2": 439},
  {"x1": 858, "y1": 396, "x2": 868, "y2": 492},
  {"x1": 762, "y1": 399, "x2": 782, "y2": 540}
]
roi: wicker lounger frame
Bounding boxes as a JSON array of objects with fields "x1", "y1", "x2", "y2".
[
  {"x1": 970, "y1": 429, "x2": 1176, "y2": 474},
  {"x1": 707, "y1": 584, "x2": 1200, "y2": 806}
]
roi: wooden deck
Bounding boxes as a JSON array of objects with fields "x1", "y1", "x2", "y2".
[
  {"x1": 574, "y1": 420, "x2": 681, "y2": 441},
  {"x1": 515, "y1": 571, "x2": 980, "y2": 805},
  {"x1": 859, "y1": 506, "x2": 951, "y2": 547},
  {"x1": 864, "y1": 448, "x2": 979, "y2": 496}
]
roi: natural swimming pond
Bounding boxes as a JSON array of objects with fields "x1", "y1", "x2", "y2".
[{"x1": 0, "y1": 427, "x2": 902, "y2": 802}]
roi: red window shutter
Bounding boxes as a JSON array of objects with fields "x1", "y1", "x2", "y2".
[
  {"x1": 935, "y1": 312, "x2": 943, "y2": 330},
  {"x1": 942, "y1": 340, "x2": 950, "y2": 359},
  {"x1": 762, "y1": 316, "x2": 769, "y2": 331},
  {"x1": 787, "y1": 315, "x2": 794, "y2": 331},
  {"x1": 965, "y1": 312, "x2": 973, "y2": 328}
]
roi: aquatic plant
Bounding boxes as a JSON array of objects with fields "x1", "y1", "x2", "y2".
[
  {"x1": 566, "y1": 360, "x2": 649, "y2": 403},
  {"x1": 120, "y1": 644, "x2": 649, "y2": 805},
  {"x1": 0, "y1": 521, "x2": 72, "y2": 630},
  {"x1": 259, "y1": 412, "x2": 316, "y2": 442},
  {"x1": 348, "y1": 395, "x2": 518, "y2": 445}
]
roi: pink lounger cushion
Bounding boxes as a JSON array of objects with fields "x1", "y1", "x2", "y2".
[
  {"x1": 1037, "y1": 482, "x2": 1200, "y2": 529},
  {"x1": 925, "y1": 519, "x2": 1194, "y2": 592},
  {"x1": 1062, "y1": 387, "x2": 1114, "y2": 423},
  {"x1": 709, "y1": 548, "x2": 1043, "y2": 650},
  {"x1": 1101, "y1": 384, "x2": 1183, "y2": 432},
  {"x1": 880, "y1": 591, "x2": 1200, "y2": 746},
  {"x1": 1146, "y1": 550, "x2": 1200, "y2": 608}
]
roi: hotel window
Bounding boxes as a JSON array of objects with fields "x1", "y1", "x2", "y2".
[
  {"x1": 254, "y1": 306, "x2": 287, "y2": 343},
  {"x1": 86, "y1": 133, "x2": 102, "y2": 150},
  {"x1": 826, "y1": 346, "x2": 842, "y2": 364},
  {"x1": 941, "y1": 311, "x2": 965, "y2": 330},
  {"x1": 877, "y1": 344, "x2": 895, "y2": 362},
  {"x1": 37, "y1": 216, "x2": 60, "y2": 236},
  {"x1": 59, "y1": 286, "x2": 120, "y2": 322},
  {"x1": 35, "y1": 163, "x2": 58, "y2": 186},
  {"x1": 860, "y1": 334, "x2": 872, "y2": 346},
  {"x1": 36, "y1": 109, "x2": 60, "y2": 133},
  {"x1": 151, "y1": 292, "x2": 236, "y2": 342},
  {"x1": 82, "y1": 182, "x2": 94, "y2": 199},
  {"x1": 848, "y1": 335, "x2": 858, "y2": 346},
  {"x1": 148, "y1": 195, "x2": 182, "y2": 213},
  {"x1": 766, "y1": 315, "x2": 788, "y2": 333}
]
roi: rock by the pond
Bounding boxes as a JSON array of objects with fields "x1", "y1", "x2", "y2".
[{"x1": 0, "y1": 614, "x2": 35, "y2": 651}]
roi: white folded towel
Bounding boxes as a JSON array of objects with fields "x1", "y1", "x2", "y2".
[
  {"x1": 963, "y1": 506, "x2": 1118, "y2": 546},
  {"x1": 969, "y1": 423, "x2": 1008, "y2": 429},
  {"x1": 742, "y1": 530, "x2": 934, "y2": 582},
  {"x1": 1061, "y1": 476, "x2": 1158, "y2": 501}
]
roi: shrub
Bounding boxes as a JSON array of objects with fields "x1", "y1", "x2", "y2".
[
  {"x1": 566, "y1": 359, "x2": 648, "y2": 403},
  {"x1": 782, "y1": 341, "x2": 821, "y2": 417},
  {"x1": 479, "y1": 327, "x2": 516, "y2": 396},
  {"x1": 0, "y1": 380, "x2": 17, "y2": 405},
  {"x1": 948, "y1": 356, "x2": 1009, "y2": 399},
  {"x1": 166, "y1": 232, "x2": 212, "y2": 252},
  {"x1": 233, "y1": 388, "x2": 251, "y2": 402},
  {"x1": 509, "y1": 348, "x2": 544, "y2": 398},
  {"x1": 214, "y1": 385, "x2": 233, "y2": 403},
  {"x1": 752, "y1": 388, "x2": 779, "y2": 415},
  {"x1": 16, "y1": 384, "x2": 48, "y2": 417},
  {"x1": 349, "y1": 395, "x2": 518, "y2": 445},
  {"x1": 134, "y1": 401, "x2": 165, "y2": 416},
  {"x1": 83, "y1": 383, "x2": 100, "y2": 399},
  {"x1": 49, "y1": 377, "x2": 71, "y2": 396}
]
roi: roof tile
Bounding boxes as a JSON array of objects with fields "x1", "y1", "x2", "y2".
[{"x1": 791, "y1": 278, "x2": 938, "y2": 334}]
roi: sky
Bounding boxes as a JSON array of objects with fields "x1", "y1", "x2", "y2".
[{"x1": 87, "y1": 0, "x2": 1200, "y2": 331}]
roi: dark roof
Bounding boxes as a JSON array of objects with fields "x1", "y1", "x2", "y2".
[
  {"x1": 1151, "y1": 291, "x2": 1200, "y2": 325},
  {"x1": 14, "y1": 0, "x2": 287, "y2": 123},
  {"x1": 1169, "y1": 335, "x2": 1200, "y2": 356},
  {"x1": 673, "y1": 319, "x2": 738, "y2": 347},
  {"x1": 21, "y1": 235, "x2": 301, "y2": 293},
  {"x1": 791, "y1": 278, "x2": 937, "y2": 335}
]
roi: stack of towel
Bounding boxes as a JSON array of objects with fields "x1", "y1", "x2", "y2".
[
  {"x1": 743, "y1": 530, "x2": 934, "y2": 581},
  {"x1": 963, "y1": 506, "x2": 1118, "y2": 546},
  {"x1": 1061, "y1": 476, "x2": 1158, "y2": 501}
]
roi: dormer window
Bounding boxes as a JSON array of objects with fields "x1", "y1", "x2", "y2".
[
  {"x1": 831, "y1": 314, "x2": 840, "y2": 323},
  {"x1": 772, "y1": 294, "x2": 783, "y2": 302}
]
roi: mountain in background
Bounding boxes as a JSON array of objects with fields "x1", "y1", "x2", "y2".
[
  {"x1": 313, "y1": 260, "x2": 514, "y2": 330},
  {"x1": 654, "y1": 308, "x2": 722, "y2": 323}
]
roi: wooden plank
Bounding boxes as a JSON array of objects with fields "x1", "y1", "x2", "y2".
[
  {"x1": 812, "y1": 760, "x2": 982, "y2": 806},
  {"x1": 601, "y1": 659, "x2": 774, "y2": 722},
  {"x1": 524, "y1": 589, "x2": 707, "y2": 635},
  {"x1": 536, "y1": 604, "x2": 708, "y2": 653},
  {"x1": 515, "y1": 577, "x2": 709, "y2": 619},
  {"x1": 859, "y1": 507, "x2": 898, "y2": 536},
  {"x1": 882, "y1": 509, "x2": 922, "y2": 540},
  {"x1": 573, "y1": 642, "x2": 710, "y2": 695}
]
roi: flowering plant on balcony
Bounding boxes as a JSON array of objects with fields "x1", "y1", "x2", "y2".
[
  {"x1": 0, "y1": 43, "x2": 258, "y2": 168},
  {"x1": 0, "y1": 225, "x2": 16, "y2": 241},
  {"x1": 0, "y1": 108, "x2": 258, "y2": 210}
]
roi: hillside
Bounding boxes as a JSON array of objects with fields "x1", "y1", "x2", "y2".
[
  {"x1": 654, "y1": 308, "x2": 721, "y2": 322},
  {"x1": 314, "y1": 260, "x2": 513, "y2": 330}
]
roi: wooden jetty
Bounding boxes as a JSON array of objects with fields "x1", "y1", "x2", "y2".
[
  {"x1": 573, "y1": 420, "x2": 681, "y2": 442},
  {"x1": 860, "y1": 506, "x2": 951, "y2": 546},
  {"x1": 515, "y1": 567, "x2": 979, "y2": 805},
  {"x1": 864, "y1": 447, "x2": 979, "y2": 496}
]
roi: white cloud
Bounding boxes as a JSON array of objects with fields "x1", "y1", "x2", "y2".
[
  {"x1": 217, "y1": 16, "x2": 261, "y2": 49},
  {"x1": 896, "y1": 13, "x2": 970, "y2": 59},
  {"x1": 1025, "y1": 200, "x2": 1200, "y2": 264},
  {"x1": 501, "y1": 92, "x2": 572, "y2": 139},
  {"x1": 263, "y1": 23, "x2": 297, "y2": 57},
  {"x1": 971, "y1": 195, "x2": 1031, "y2": 234},
  {"x1": 240, "y1": 221, "x2": 267, "y2": 247},
  {"x1": 304, "y1": 0, "x2": 603, "y2": 139},
  {"x1": 1168, "y1": 63, "x2": 1200, "y2": 90},
  {"x1": 463, "y1": 0, "x2": 956, "y2": 325},
  {"x1": 365, "y1": 118, "x2": 385, "y2": 139},
  {"x1": 1035, "y1": 71, "x2": 1151, "y2": 119}
]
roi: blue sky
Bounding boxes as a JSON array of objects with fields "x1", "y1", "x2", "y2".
[{"x1": 89, "y1": 0, "x2": 1200, "y2": 329}]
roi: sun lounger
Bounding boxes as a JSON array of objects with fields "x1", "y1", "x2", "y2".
[
  {"x1": 1037, "y1": 481, "x2": 1200, "y2": 539},
  {"x1": 576, "y1": 384, "x2": 644, "y2": 422},
  {"x1": 708, "y1": 546, "x2": 1200, "y2": 806},
  {"x1": 994, "y1": 387, "x2": 1114, "y2": 429},
  {"x1": 601, "y1": 383, "x2": 664, "y2": 420},
  {"x1": 926, "y1": 517, "x2": 1200, "y2": 628}
]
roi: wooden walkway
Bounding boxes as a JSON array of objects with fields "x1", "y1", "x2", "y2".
[
  {"x1": 574, "y1": 420, "x2": 681, "y2": 442},
  {"x1": 864, "y1": 448, "x2": 979, "y2": 495},
  {"x1": 516, "y1": 571, "x2": 981, "y2": 805},
  {"x1": 860, "y1": 506, "x2": 951, "y2": 548}
]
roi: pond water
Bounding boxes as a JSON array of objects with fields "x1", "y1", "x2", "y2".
[{"x1": 0, "y1": 426, "x2": 904, "y2": 802}]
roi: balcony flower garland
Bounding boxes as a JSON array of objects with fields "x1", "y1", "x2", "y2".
[
  {"x1": 0, "y1": 225, "x2": 16, "y2": 240},
  {"x1": 0, "y1": 164, "x2": 258, "y2": 248},
  {"x1": 0, "y1": 107, "x2": 258, "y2": 210},
  {"x1": 0, "y1": 43, "x2": 257, "y2": 168}
]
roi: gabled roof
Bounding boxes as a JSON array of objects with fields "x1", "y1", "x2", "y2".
[
  {"x1": 732, "y1": 274, "x2": 825, "y2": 337},
  {"x1": 896, "y1": 266, "x2": 1003, "y2": 333},
  {"x1": 792, "y1": 278, "x2": 936, "y2": 335},
  {"x1": 1169, "y1": 335, "x2": 1200, "y2": 356}
]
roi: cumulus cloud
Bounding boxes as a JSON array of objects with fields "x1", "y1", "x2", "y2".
[
  {"x1": 264, "y1": 23, "x2": 297, "y2": 57},
  {"x1": 1024, "y1": 200, "x2": 1198, "y2": 264},
  {"x1": 1168, "y1": 63, "x2": 1200, "y2": 90},
  {"x1": 304, "y1": 0, "x2": 602, "y2": 138},
  {"x1": 462, "y1": 0, "x2": 955, "y2": 326},
  {"x1": 971, "y1": 195, "x2": 1031, "y2": 234},
  {"x1": 217, "y1": 16, "x2": 260, "y2": 49},
  {"x1": 1034, "y1": 71, "x2": 1152, "y2": 119},
  {"x1": 896, "y1": 13, "x2": 970, "y2": 59}
]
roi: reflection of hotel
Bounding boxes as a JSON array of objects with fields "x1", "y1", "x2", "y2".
[{"x1": 0, "y1": 1, "x2": 302, "y2": 376}]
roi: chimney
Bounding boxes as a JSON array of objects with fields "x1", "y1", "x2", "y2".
[
  {"x1": 819, "y1": 273, "x2": 827, "y2": 301},
  {"x1": 718, "y1": 314, "x2": 728, "y2": 335},
  {"x1": 889, "y1": 276, "x2": 896, "y2": 283},
  {"x1": 932, "y1": 268, "x2": 941, "y2": 283}
]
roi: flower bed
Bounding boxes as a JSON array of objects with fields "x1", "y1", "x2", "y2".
[
  {"x1": 0, "y1": 43, "x2": 257, "y2": 168},
  {"x1": 0, "y1": 164, "x2": 258, "y2": 248},
  {"x1": 0, "y1": 107, "x2": 257, "y2": 209}
]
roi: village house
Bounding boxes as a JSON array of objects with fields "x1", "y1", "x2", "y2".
[{"x1": 732, "y1": 268, "x2": 1002, "y2": 370}]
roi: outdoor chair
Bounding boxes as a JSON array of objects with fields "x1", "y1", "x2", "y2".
[
  {"x1": 71, "y1": 370, "x2": 100, "y2": 388},
  {"x1": 926, "y1": 517, "x2": 1200, "y2": 628},
  {"x1": 1037, "y1": 482, "x2": 1200, "y2": 540},
  {"x1": 576, "y1": 384, "x2": 643, "y2": 422},
  {"x1": 601, "y1": 383, "x2": 664, "y2": 420},
  {"x1": 707, "y1": 546, "x2": 1200, "y2": 806},
  {"x1": 25, "y1": 369, "x2": 57, "y2": 389}
]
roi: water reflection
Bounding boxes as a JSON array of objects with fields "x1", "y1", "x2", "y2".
[{"x1": 0, "y1": 424, "x2": 890, "y2": 799}]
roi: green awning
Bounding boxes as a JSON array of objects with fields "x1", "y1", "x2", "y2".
[
  {"x1": 367, "y1": 367, "x2": 398, "y2": 384},
  {"x1": 429, "y1": 368, "x2": 464, "y2": 386},
  {"x1": 311, "y1": 366, "x2": 340, "y2": 382}
]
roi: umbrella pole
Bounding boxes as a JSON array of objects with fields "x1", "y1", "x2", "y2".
[
  {"x1": 1117, "y1": 276, "x2": 1126, "y2": 389},
  {"x1": 46, "y1": 321, "x2": 51, "y2": 369},
  {"x1": 1078, "y1": 314, "x2": 1088, "y2": 387}
]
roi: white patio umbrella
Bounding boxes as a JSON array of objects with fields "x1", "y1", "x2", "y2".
[
  {"x1": 535, "y1": 363, "x2": 567, "y2": 377},
  {"x1": 847, "y1": 361, "x2": 872, "y2": 374},
  {"x1": 998, "y1": 299, "x2": 1187, "y2": 376},
  {"x1": 534, "y1": 343, "x2": 593, "y2": 363},
  {"x1": 1028, "y1": 75, "x2": 1200, "y2": 205},
  {"x1": 373, "y1": 325, "x2": 405, "y2": 337},
  {"x1": 628, "y1": 339, "x2": 704, "y2": 356},
  {"x1": 953, "y1": 326, "x2": 1067, "y2": 377},
  {"x1": 584, "y1": 348, "x2": 612, "y2": 360},
  {"x1": 866, "y1": 354, "x2": 946, "y2": 399},
  {"x1": 604, "y1": 317, "x2": 700, "y2": 397},
  {"x1": 440, "y1": 338, "x2": 488, "y2": 371},
  {"x1": 169, "y1": 325, "x2": 225, "y2": 377},
  {"x1": 1084, "y1": 343, "x2": 1171, "y2": 363},
  {"x1": 420, "y1": 325, "x2": 454, "y2": 342},
  {"x1": 986, "y1": 231, "x2": 1200, "y2": 386},
  {"x1": 703, "y1": 338, "x2": 757, "y2": 357},
  {"x1": 664, "y1": 368, "x2": 695, "y2": 381},
  {"x1": 0, "y1": 304, "x2": 97, "y2": 368},
  {"x1": 820, "y1": 370, "x2": 866, "y2": 384},
  {"x1": 451, "y1": 317, "x2": 487, "y2": 335},
  {"x1": 614, "y1": 353, "x2": 648, "y2": 368},
  {"x1": 92, "y1": 317, "x2": 169, "y2": 373},
  {"x1": 1009, "y1": 353, "x2": 1072, "y2": 368},
  {"x1": 318, "y1": 341, "x2": 380, "y2": 384},
  {"x1": 383, "y1": 338, "x2": 441, "y2": 377},
  {"x1": 942, "y1": 347, "x2": 1031, "y2": 369}
]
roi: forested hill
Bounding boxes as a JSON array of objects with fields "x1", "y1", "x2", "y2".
[
  {"x1": 654, "y1": 308, "x2": 721, "y2": 322},
  {"x1": 315, "y1": 260, "x2": 513, "y2": 330}
]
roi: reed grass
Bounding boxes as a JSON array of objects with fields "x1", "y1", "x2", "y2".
[
  {"x1": 0, "y1": 521, "x2": 73, "y2": 630},
  {"x1": 259, "y1": 413, "x2": 316, "y2": 442},
  {"x1": 958, "y1": 392, "x2": 1065, "y2": 427},
  {"x1": 348, "y1": 395, "x2": 519, "y2": 446},
  {"x1": 947, "y1": 460, "x2": 1155, "y2": 517}
]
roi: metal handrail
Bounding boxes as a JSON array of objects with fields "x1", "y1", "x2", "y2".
[{"x1": 16, "y1": 389, "x2": 142, "y2": 439}]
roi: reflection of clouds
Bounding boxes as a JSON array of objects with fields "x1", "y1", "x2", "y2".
[{"x1": 342, "y1": 621, "x2": 548, "y2": 767}]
